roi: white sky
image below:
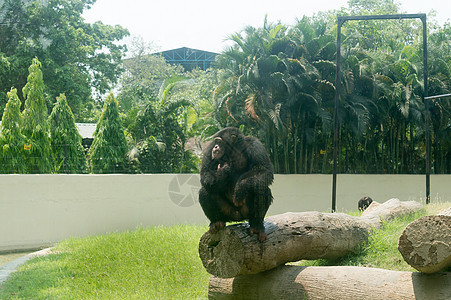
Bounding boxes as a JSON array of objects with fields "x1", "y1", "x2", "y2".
[{"x1": 82, "y1": 0, "x2": 450, "y2": 53}]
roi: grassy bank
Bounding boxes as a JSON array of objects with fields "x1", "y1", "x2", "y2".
[
  {"x1": 0, "y1": 225, "x2": 210, "y2": 299},
  {"x1": 0, "y1": 202, "x2": 449, "y2": 299}
]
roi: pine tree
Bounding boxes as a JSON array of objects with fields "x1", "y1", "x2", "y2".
[
  {"x1": 22, "y1": 57, "x2": 53, "y2": 173},
  {"x1": 49, "y1": 94, "x2": 86, "y2": 173},
  {"x1": 0, "y1": 88, "x2": 27, "y2": 173},
  {"x1": 89, "y1": 92, "x2": 128, "y2": 173}
]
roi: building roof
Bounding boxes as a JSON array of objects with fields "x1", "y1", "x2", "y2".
[
  {"x1": 75, "y1": 123, "x2": 96, "y2": 139},
  {"x1": 0, "y1": 122, "x2": 96, "y2": 139},
  {"x1": 155, "y1": 47, "x2": 218, "y2": 71}
]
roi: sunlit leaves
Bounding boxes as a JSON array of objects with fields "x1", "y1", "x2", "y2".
[{"x1": 0, "y1": 0, "x2": 129, "y2": 119}]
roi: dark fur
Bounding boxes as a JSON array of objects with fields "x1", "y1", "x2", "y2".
[
  {"x1": 358, "y1": 196, "x2": 373, "y2": 211},
  {"x1": 199, "y1": 127, "x2": 274, "y2": 241}
]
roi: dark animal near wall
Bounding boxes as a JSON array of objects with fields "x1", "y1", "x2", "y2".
[
  {"x1": 199, "y1": 127, "x2": 274, "y2": 241},
  {"x1": 358, "y1": 196, "x2": 373, "y2": 211}
]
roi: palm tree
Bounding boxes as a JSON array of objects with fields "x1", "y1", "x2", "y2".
[
  {"x1": 132, "y1": 76, "x2": 192, "y2": 173},
  {"x1": 211, "y1": 8, "x2": 451, "y2": 175},
  {"x1": 214, "y1": 19, "x2": 290, "y2": 172},
  {"x1": 428, "y1": 24, "x2": 451, "y2": 173},
  {"x1": 214, "y1": 17, "x2": 334, "y2": 173}
]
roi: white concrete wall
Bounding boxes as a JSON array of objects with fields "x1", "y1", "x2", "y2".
[{"x1": 0, "y1": 174, "x2": 449, "y2": 252}]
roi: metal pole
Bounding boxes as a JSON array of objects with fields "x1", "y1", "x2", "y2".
[
  {"x1": 421, "y1": 16, "x2": 430, "y2": 204},
  {"x1": 332, "y1": 18, "x2": 344, "y2": 213}
]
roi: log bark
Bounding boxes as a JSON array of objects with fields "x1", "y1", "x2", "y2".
[
  {"x1": 398, "y1": 207, "x2": 451, "y2": 273},
  {"x1": 208, "y1": 265, "x2": 451, "y2": 300},
  {"x1": 199, "y1": 198, "x2": 422, "y2": 278}
]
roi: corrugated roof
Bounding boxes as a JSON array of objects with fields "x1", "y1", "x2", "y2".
[
  {"x1": 0, "y1": 122, "x2": 96, "y2": 139},
  {"x1": 155, "y1": 47, "x2": 218, "y2": 71},
  {"x1": 75, "y1": 123, "x2": 96, "y2": 139}
]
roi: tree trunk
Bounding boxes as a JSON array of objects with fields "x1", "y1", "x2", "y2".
[
  {"x1": 208, "y1": 265, "x2": 451, "y2": 300},
  {"x1": 398, "y1": 207, "x2": 451, "y2": 273},
  {"x1": 199, "y1": 198, "x2": 422, "y2": 278}
]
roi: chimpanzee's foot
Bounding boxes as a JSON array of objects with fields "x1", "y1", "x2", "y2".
[
  {"x1": 209, "y1": 221, "x2": 225, "y2": 234},
  {"x1": 249, "y1": 227, "x2": 267, "y2": 242}
]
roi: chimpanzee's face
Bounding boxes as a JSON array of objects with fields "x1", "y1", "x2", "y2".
[{"x1": 212, "y1": 137, "x2": 225, "y2": 160}]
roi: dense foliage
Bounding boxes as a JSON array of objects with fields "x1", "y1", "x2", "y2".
[
  {"x1": 0, "y1": 0, "x2": 450, "y2": 174},
  {"x1": 118, "y1": 39, "x2": 216, "y2": 173},
  {"x1": 213, "y1": 3, "x2": 451, "y2": 174},
  {"x1": 0, "y1": 0, "x2": 129, "y2": 120}
]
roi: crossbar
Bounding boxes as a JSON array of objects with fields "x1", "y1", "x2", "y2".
[{"x1": 424, "y1": 93, "x2": 451, "y2": 100}]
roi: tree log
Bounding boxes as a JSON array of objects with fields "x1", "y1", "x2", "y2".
[
  {"x1": 398, "y1": 207, "x2": 451, "y2": 273},
  {"x1": 208, "y1": 265, "x2": 451, "y2": 300},
  {"x1": 199, "y1": 198, "x2": 422, "y2": 278}
]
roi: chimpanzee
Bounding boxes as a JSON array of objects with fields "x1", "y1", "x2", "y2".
[
  {"x1": 199, "y1": 127, "x2": 274, "y2": 242},
  {"x1": 358, "y1": 196, "x2": 373, "y2": 211}
]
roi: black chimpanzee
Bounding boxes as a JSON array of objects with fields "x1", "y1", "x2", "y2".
[
  {"x1": 199, "y1": 127, "x2": 274, "y2": 242},
  {"x1": 358, "y1": 196, "x2": 373, "y2": 211}
]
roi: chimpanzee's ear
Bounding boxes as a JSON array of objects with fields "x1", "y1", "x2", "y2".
[{"x1": 230, "y1": 134, "x2": 237, "y2": 144}]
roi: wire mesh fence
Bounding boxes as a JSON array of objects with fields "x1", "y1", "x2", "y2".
[{"x1": 0, "y1": 143, "x2": 199, "y2": 174}]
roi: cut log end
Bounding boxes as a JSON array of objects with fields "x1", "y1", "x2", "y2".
[
  {"x1": 198, "y1": 221, "x2": 280, "y2": 278},
  {"x1": 398, "y1": 214, "x2": 451, "y2": 273},
  {"x1": 199, "y1": 224, "x2": 246, "y2": 278}
]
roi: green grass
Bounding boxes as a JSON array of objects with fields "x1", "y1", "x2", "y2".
[
  {"x1": 295, "y1": 202, "x2": 450, "y2": 271},
  {"x1": 1, "y1": 202, "x2": 449, "y2": 299},
  {"x1": 0, "y1": 225, "x2": 210, "y2": 299}
]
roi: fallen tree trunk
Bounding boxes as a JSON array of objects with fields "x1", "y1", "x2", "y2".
[
  {"x1": 199, "y1": 198, "x2": 422, "y2": 278},
  {"x1": 208, "y1": 265, "x2": 451, "y2": 300},
  {"x1": 398, "y1": 207, "x2": 451, "y2": 273}
]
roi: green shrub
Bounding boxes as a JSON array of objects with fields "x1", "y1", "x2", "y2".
[
  {"x1": 0, "y1": 87, "x2": 27, "y2": 173},
  {"x1": 49, "y1": 94, "x2": 87, "y2": 173},
  {"x1": 89, "y1": 92, "x2": 128, "y2": 173},
  {"x1": 22, "y1": 58, "x2": 53, "y2": 173}
]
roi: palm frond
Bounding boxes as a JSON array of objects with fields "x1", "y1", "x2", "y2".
[{"x1": 245, "y1": 94, "x2": 261, "y2": 122}]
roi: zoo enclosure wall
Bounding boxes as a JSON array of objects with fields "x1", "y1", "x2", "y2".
[{"x1": 0, "y1": 174, "x2": 449, "y2": 252}]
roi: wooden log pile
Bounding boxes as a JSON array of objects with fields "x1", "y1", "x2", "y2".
[
  {"x1": 199, "y1": 198, "x2": 421, "y2": 278},
  {"x1": 198, "y1": 199, "x2": 451, "y2": 299},
  {"x1": 208, "y1": 265, "x2": 451, "y2": 300}
]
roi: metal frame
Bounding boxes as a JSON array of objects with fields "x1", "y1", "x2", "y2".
[{"x1": 332, "y1": 14, "x2": 429, "y2": 212}]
